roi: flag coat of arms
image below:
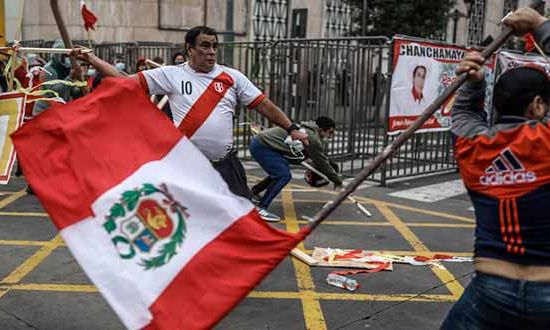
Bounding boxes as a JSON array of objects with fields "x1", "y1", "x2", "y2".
[{"x1": 12, "y1": 78, "x2": 309, "y2": 329}]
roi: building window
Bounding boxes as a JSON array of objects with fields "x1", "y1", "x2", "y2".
[
  {"x1": 468, "y1": 0, "x2": 486, "y2": 46},
  {"x1": 502, "y1": 0, "x2": 518, "y2": 17},
  {"x1": 324, "y1": 0, "x2": 352, "y2": 38},
  {"x1": 252, "y1": 0, "x2": 289, "y2": 41}
]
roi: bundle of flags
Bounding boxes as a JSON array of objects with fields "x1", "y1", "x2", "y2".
[{"x1": 12, "y1": 78, "x2": 310, "y2": 329}]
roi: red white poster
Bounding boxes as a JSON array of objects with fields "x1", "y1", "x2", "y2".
[
  {"x1": 497, "y1": 51, "x2": 550, "y2": 77},
  {"x1": 0, "y1": 92, "x2": 25, "y2": 184},
  {"x1": 388, "y1": 37, "x2": 495, "y2": 135}
]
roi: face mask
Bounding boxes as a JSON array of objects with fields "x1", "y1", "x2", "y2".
[
  {"x1": 174, "y1": 60, "x2": 184, "y2": 65},
  {"x1": 62, "y1": 56, "x2": 71, "y2": 68},
  {"x1": 115, "y1": 62, "x2": 126, "y2": 71},
  {"x1": 87, "y1": 69, "x2": 96, "y2": 76}
]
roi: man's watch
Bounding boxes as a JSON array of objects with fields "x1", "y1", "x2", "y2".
[{"x1": 286, "y1": 122, "x2": 301, "y2": 134}]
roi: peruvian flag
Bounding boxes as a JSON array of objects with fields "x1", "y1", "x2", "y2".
[
  {"x1": 81, "y1": 1, "x2": 98, "y2": 31},
  {"x1": 12, "y1": 78, "x2": 309, "y2": 329}
]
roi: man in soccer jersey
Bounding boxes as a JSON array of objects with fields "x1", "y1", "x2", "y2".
[{"x1": 74, "y1": 26, "x2": 308, "y2": 222}]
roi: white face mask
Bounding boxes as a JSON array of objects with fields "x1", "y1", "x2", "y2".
[
  {"x1": 115, "y1": 62, "x2": 126, "y2": 71},
  {"x1": 87, "y1": 69, "x2": 96, "y2": 77},
  {"x1": 62, "y1": 56, "x2": 71, "y2": 68}
]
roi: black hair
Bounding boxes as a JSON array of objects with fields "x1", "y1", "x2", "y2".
[
  {"x1": 185, "y1": 26, "x2": 218, "y2": 49},
  {"x1": 413, "y1": 65, "x2": 427, "y2": 78},
  {"x1": 171, "y1": 52, "x2": 185, "y2": 64},
  {"x1": 493, "y1": 66, "x2": 550, "y2": 117},
  {"x1": 316, "y1": 116, "x2": 336, "y2": 130}
]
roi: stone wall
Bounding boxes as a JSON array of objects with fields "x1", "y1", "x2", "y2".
[{"x1": 19, "y1": 0, "x2": 249, "y2": 43}]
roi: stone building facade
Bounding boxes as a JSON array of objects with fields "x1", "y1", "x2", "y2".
[{"x1": 1, "y1": 0, "x2": 546, "y2": 46}]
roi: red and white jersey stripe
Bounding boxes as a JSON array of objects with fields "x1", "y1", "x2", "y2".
[{"x1": 138, "y1": 63, "x2": 265, "y2": 160}]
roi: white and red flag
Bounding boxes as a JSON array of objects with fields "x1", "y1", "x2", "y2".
[
  {"x1": 80, "y1": 1, "x2": 98, "y2": 31},
  {"x1": 12, "y1": 78, "x2": 309, "y2": 329}
]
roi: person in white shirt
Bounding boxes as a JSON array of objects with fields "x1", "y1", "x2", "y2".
[{"x1": 73, "y1": 26, "x2": 308, "y2": 222}]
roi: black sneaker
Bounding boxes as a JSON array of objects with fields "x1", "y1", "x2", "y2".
[{"x1": 256, "y1": 207, "x2": 281, "y2": 222}]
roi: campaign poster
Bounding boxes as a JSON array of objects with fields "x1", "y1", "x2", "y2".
[
  {"x1": 388, "y1": 37, "x2": 495, "y2": 135},
  {"x1": 0, "y1": 92, "x2": 25, "y2": 184}
]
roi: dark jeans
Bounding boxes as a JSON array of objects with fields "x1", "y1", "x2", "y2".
[
  {"x1": 441, "y1": 272, "x2": 550, "y2": 330},
  {"x1": 211, "y1": 150, "x2": 251, "y2": 200},
  {"x1": 249, "y1": 136, "x2": 291, "y2": 209}
]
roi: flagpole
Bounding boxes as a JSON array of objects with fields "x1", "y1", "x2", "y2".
[
  {"x1": 49, "y1": 0, "x2": 77, "y2": 68},
  {"x1": 306, "y1": 18, "x2": 518, "y2": 232}
]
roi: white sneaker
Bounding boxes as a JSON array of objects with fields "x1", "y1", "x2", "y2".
[{"x1": 256, "y1": 207, "x2": 281, "y2": 222}]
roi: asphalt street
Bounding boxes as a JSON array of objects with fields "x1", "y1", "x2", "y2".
[{"x1": 0, "y1": 166, "x2": 475, "y2": 330}]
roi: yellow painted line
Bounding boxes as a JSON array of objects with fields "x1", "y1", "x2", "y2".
[
  {"x1": 248, "y1": 290, "x2": 301, "y2": 299},
  {"x1": 0, "y1": 189, "x2": 26, "y2": 209},
  {"x1": 0, "y1": 284, "x2": 458, "y2": 303},
  {"x1": 286, "y1": 220, "x2": 473, "y2": 229},
  {"x1": 0, "y1": 211, "x2": 48, "y2": 217},
  {"x1": 0, "y1": 239, "x2": 65, "y2": 247},
  {"x1": 405, "y1": 223, "x2": 474, "y2": 228},
  {"x1": 1, "y1": 283, "x2": 97, "y2": 293},
  {"x1": 0, "y1": 235, "x2": 63, "y2": 284},
  {"x1": 282, "y1": 190, "x2": 327, "y2": 330},
  {"x1": 375, "y1": 203, "x2": 464, "y2": 298}
]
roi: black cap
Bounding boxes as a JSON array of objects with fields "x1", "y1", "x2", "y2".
[{"x1": 493, "y1": 66, "x2": 550, "y2": 117}]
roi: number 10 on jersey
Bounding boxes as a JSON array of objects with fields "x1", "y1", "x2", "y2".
[{"x1": 181, "y1": 81, "x2": 193, "y2": 95}]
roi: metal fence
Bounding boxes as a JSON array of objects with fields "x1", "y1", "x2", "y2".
[
  {"x1": 16, "y1": 37, "x2": 459, "y2": 185},
  {"x1": 218, "y1": 37, "x2": 457, "y2": 184}
]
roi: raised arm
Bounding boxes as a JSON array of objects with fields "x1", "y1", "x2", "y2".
[
  {"x1": 72, "y1": 50, "x2": 138, "y2": 82},
  {"x1": 451, "y1": 51, "x2": 489, "y2": 139},
  {"x1": 255, "y1": 98, "x2": 309, "y2": 145}
]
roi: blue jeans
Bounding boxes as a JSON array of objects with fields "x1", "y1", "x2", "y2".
[
  {"x1": 249, "y1": 136, "x2": 291, "y2": 209},
  {"x1": 441, "y1": 272, "x2": 550, "y2": 330}
]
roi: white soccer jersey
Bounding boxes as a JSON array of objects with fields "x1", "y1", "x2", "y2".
[{"x1": 138, "y1": 63, "x2": 265, "y2": 160}]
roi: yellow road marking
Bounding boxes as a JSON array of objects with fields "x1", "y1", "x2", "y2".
[
  {"x1": 0, "y1": 283, "x2": 458, "y2": 303},
  {"x1": 284, "y1": 220, "x2": 474, "y2": 229},
  {"x1": 0, "y1": 211, "x2": 48, "y2": 217},
  {"x1": 0, "y1": 235, "x2": 63, "y2": 284},
  {"x1": 1, "y1": 283, "x2": 97, "y2": 293},
  {"x1": 282, "y1": 190, "x2": 327, "y2": 330},
  {"x1": 0, "y1": 189, "x2": 26, "y2": 209},
  {"x1": 375, "y1": 203, "x2": 464, "y2": 298},
  {"x1": 0, "y1": 239, "x2": 65, "y2": 247}
]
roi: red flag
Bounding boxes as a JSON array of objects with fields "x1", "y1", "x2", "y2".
[
  {"x1": 11, "y1": 78, "x2": 309, "y2": 329},
  {"x1": 524, "y1": 33, "x2": 535, "y2": 52},
  {"x1": 81, "y1": 1, "x2": 98, "y2": 31}
]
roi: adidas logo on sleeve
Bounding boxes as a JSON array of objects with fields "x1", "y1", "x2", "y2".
[{"x1": 480, "y1": 148, "x2": 537, "y2": 186}]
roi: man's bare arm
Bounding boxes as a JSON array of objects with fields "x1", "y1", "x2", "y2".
[
  {"x1": 254, "y1": 98, "x2": 309, "y2": 145},
  {"x1": 71, "y1": 50, "x2": 139, "y2": 82}
]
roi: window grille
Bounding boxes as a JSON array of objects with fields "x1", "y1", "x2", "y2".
[
  {"x1": 324, "y1": 0, "x2": 352, "y2": 38},
  {"x1": 468, "y1": 0, "x2": 487, "y2": 46},
  {"x1": 252, "y1": 0, "x2": 289, "y2": 41}
]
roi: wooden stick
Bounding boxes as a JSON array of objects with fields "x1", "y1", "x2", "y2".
[
  {"x1": 157, "y1": 95, "x2": 169, "y2": 109},
  {"x1": 0, "y1": 47, "x2": 93, "y2": 54},
  {"x1": 145, "y1": 59, "x2": 162, "y2": 68}
]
